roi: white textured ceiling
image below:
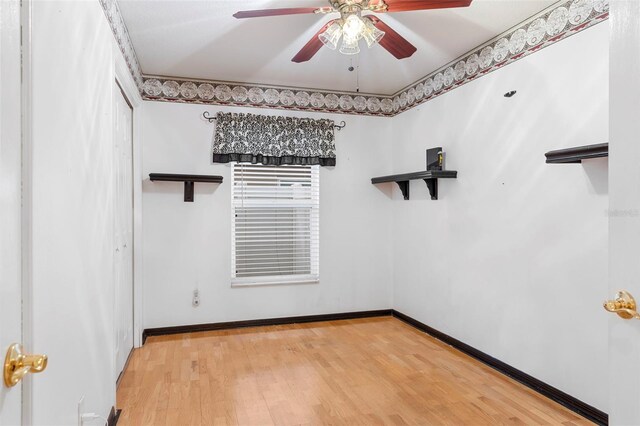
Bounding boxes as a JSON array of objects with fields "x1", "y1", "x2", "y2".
[{"x1": 118, "y1": 0, "x2": 558, "y2": 95}]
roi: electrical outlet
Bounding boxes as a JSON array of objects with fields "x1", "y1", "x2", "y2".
[{"x1": 193, "y1": 289, "x2": 200, "y2": 307}]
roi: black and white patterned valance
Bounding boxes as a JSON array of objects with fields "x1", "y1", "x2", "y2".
[{"x1": 212, "y1": 112, "x2": 336, "y2": 166}]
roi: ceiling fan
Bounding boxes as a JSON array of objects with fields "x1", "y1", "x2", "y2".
[{"x1": 234, "y1": 0, "x2": 473, "y2": 63}]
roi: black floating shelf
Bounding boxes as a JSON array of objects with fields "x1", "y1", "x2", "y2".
[
  {"x1": 149, "y1": 173, "x2": 223, "y2": 202},
  {"x1": 545, "y1": 143, "x2": 608, "y2": 164},
  {"x1": 371, "y1": 170, "x2": 457, "y2": 200}
]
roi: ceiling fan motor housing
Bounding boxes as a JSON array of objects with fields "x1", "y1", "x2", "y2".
[{"x1": 328, "y1": 0, "x2": 388, "y2": 14}]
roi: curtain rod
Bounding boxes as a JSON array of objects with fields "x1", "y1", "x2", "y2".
[{"x1": 202, "y1": 111, "x2": 346, "y2": 131}]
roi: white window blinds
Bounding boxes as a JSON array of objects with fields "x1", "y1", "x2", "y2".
[{"x1": 232, "y1": 164, "x2": 320, "y2": 286}]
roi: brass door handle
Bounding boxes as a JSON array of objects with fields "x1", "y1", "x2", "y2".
[
  {"x1": 3, "y1": 343, "x2": 48, "y2": 387},
  {"x1": 603, "y1": 290, "x2": 640, "y2": 320}
]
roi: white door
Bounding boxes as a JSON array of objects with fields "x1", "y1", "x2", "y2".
[
  {"x1": 114, "y1": 84, "x2": 134, "y2": 381},
  {"x1": 608, "y1": 1, "x2": 640, "y2": 424},
  {"x1": 0, "y1": 0, "x2": 25, "y2": 423}
]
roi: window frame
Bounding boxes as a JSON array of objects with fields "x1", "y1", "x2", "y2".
[{"x1": 230, "y1": 163, "x2": 320, "y2": 287}]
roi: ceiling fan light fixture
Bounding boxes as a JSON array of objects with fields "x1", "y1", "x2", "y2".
[
  {"x1": 362, "y1": 18, "x2": 385, "y2": 48},
  {"x1": 339, "y1": 34, "x2": 360, "y2": 55},
  {"x1": 342, "y1": 14, "x2": 365, "y2": 41},
  {"x1": 319, "y1": 22, "x2": 342, "y2": 50}
]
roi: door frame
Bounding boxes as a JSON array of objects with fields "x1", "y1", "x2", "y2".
[
  {"x1": 113, "y1": 81, "x2": 134, "y2": 385},
  {"x1": 113, "y1": 46, "x2": 144, "y2": 349},
  {"x1": 21, "y1": 0, "x2": 34, "y2": 422},
  {"x1": 608, "y1": 0, "x2": 640, "y2": 424},
  {"x1": 0, "y1": 0, "x2": 29, "y2": 423}
]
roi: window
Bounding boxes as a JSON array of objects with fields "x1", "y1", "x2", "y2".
[{"x1": 232, "y1": 164, "x2": 319, "y2": 286}]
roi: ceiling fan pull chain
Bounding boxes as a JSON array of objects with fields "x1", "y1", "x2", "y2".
[{"x1": 356, "y1": 56, "x2": 360, "y2": 93}]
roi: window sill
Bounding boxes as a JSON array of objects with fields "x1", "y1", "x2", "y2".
[{"x1": 231, "y1": 275, "x2": 319, "y2": 288}]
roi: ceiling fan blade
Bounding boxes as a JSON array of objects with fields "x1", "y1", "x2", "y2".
[
  {"x1": 292, "y1": 20, "x2": 337, "y2": 63},
  {"x1": 364, "y1": 16, "x2": 417, "y2": 59},
  {"x1": 372, "y1": 0, "x2": 472, "y2": 13},
  {"x1": 233, "y1": 7, "x2": 323, "y2": 19}
]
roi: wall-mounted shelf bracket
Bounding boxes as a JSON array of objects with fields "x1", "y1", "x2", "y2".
[
  {"x1": 424, "y1": 179, "x2": 438, "y2": 200},
  {"x1": 149, "y1": 173, "x2": 223, "y2": 202},
  {"x1": 396, "y1": 181, "x2": 410, "y2": 200},
  {"x1": 184, "y1": 181, "x2": 195, "y2": 202}
]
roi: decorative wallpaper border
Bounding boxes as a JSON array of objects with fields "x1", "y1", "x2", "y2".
[
  {"x1": 389, "y1": 0, "x2": 609, "y2": 115},
  {"x1": 101, "y1": 0, "x2": 608, "y2": 117},
  {"x1": 99, "y1": 0, "x2": 144, "y2": 89},
  {"x1": 141, "y1": 77, "x2": 395, "y2": 117}
]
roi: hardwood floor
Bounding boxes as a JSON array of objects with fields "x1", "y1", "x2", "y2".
[{"x1": 117, "y1": 317, "x2": 592, "y2": 425}]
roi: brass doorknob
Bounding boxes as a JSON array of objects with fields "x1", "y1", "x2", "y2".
[
  {"x1": 3, "y1": 343, "x2": 48, "y2": 387},
  {"x1": 603, "y1": 290, "x2": 640, "y2": 320}
]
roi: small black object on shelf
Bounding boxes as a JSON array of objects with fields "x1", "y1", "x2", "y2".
[
  {"x1": 149, "y1": 173, "x2": 223, "y2": 202},
  {"x1": 426, "y1": 147, "x2": 443, "y2": 171},
  {"x1": 545, "y1": 143, "x2": 608, "y2": 164},
  {"x1": 371, "y1": 170, "x2": 457, "y2": 200}
]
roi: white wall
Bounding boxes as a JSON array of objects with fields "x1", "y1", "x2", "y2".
[
  {"x1": 30, "y1": 1, "x2": 137, "y2": 423},
  {"x1": 390, "y1": 23, "x2": 608, "y2": 411},
  {"x1": 141, "y1": 102, "x2": 394, "y2": 328}
]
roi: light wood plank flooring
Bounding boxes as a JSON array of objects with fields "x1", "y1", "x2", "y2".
[{"x1": 116, "y1": 317, "x2": 592, "y2": 425}]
